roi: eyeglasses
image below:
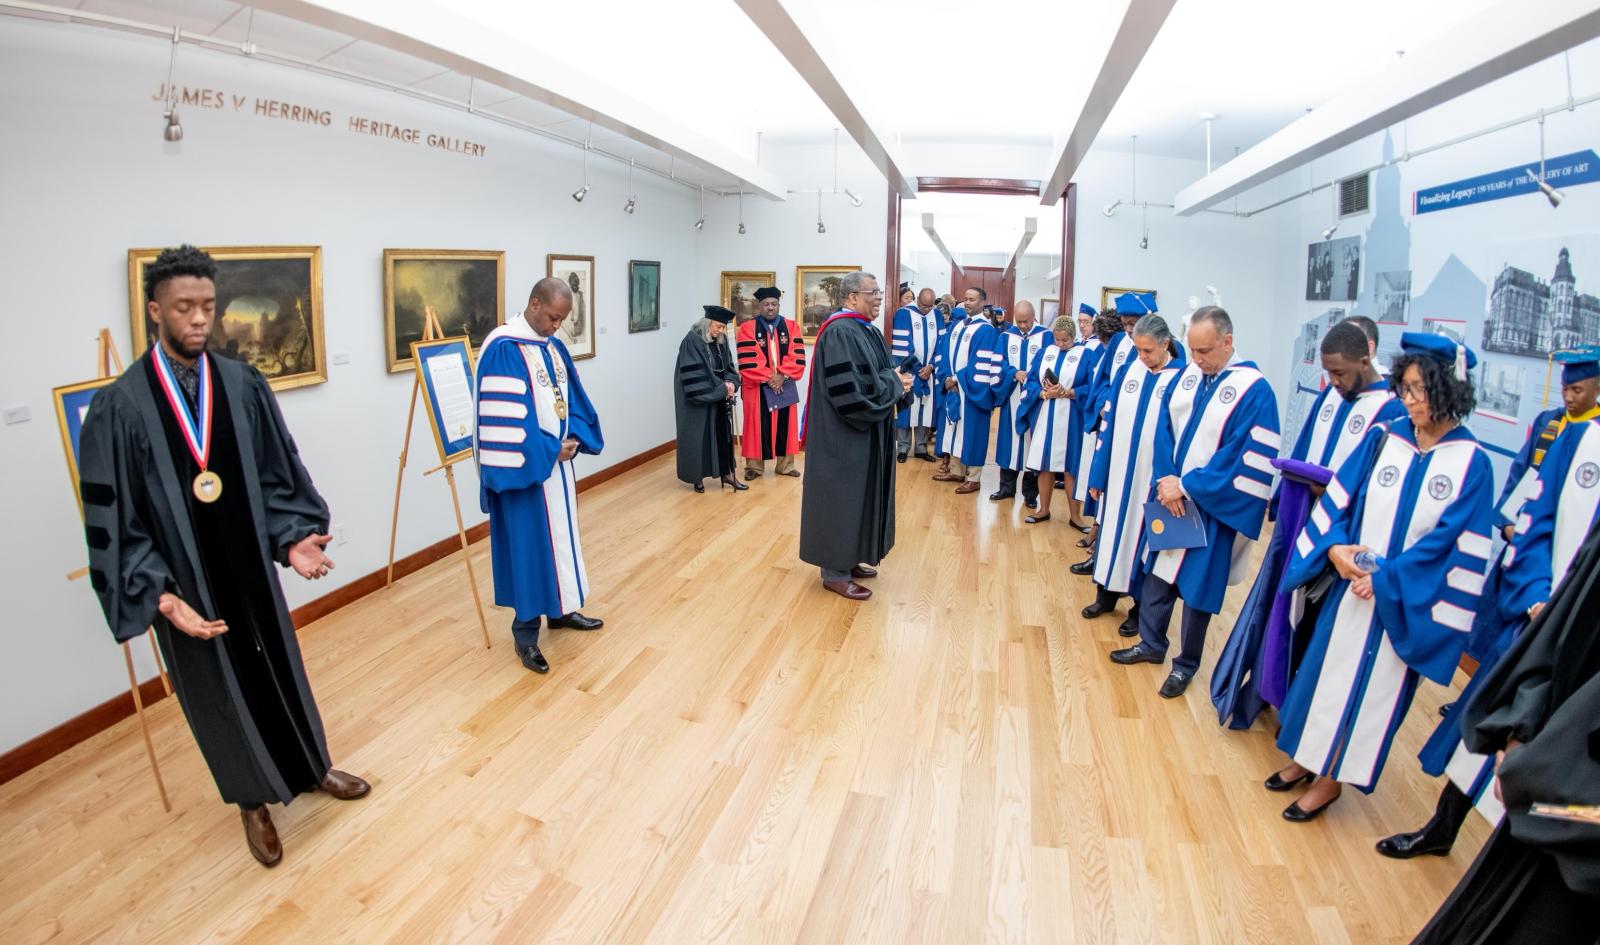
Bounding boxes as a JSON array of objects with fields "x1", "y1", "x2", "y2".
[
  {"x1": 1397, "y1": 383, "x2": 1428, "y2": 402},
  {"x1": 852, "y1": 290, "x2": 884, "y2": 298}
]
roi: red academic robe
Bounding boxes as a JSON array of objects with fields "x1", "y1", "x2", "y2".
[{"x1": 736, "y1": 316, "x2": 806, "y2": 459}]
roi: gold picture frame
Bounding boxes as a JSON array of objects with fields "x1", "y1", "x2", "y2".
[
  {"x1": 383, "y1": 249, "x2": 505, "y2": 374},
  {"x1": 1100, "y1": 286, "x2": 1158, "y2": 318},
  {"x1": 127, "y1": 246, "x2": 327, "y2": 392},
  {"x1": 796, "y1": 265, "x2": 862, "y2": 339},
  {"x1": 52, "y1": 376, "x2": 117, "y2": 520},
  {"x1": 547, "y1": 254, "x2": 596, "y2": 361},
  {"x1": 409, "y1": 335, "x2": 477, "y2": 466},
  {"x1": 720, "y1": 270, "x2": 777, "y2": 323}
]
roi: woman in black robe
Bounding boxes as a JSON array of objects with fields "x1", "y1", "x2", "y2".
[
  {"x1": 673, "y1": 305, "x2": 744, "y2": 492},
  {"x1": 1410, "y1": 526, "x2": 1600, "y2": 944}
]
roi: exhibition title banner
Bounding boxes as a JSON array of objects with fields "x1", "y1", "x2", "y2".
[{"x1": 1413, "y1": 150, "x2": 1597, "y2": 215}]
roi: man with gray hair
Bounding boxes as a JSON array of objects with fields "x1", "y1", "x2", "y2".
[
  {"x1": 1109, "y1": 306, "x2": 1280, "y2": 699},
  {"x1": 799, "y1": 271, "x2": 913, "y2": 600},
  {"x1": 475, "y1": 277, "x2": 606, "y2": 675}
]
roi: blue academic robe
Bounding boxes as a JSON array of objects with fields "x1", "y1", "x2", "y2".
[
  {"x1": 1213, "y1": 377, "x2": 1403, "y2": 729},
  {"x1": 475, "y1": 318, "x2": 604, "y2": 622},
  {"x1": 1090, "y1": 354, "x2": 1186, "y2": 596},
  {"x1": 1493, "y1": 406, "x2": 1563, "y2": 528},
  {"x1": 891, "y1": 305, "x2": 945, "y2": 430},
  {"x1": 993, "y1": 323, "x2": 1053, "y2": 470},
  {"x1": 936, "y1": 311, "x2": 1003, "y2": 466},
  {"x1": 1069, "y1": 338, "x2": 1107, "y2": 506},
  {"x1": 1145, "y1": 360, "x2": 1281, "y2": 614},
  {"x1": 1017, "y1": 342, "x2": 1098, "y2": 473},
  {"x1": 1277, "y1": 420, "x2": 1495, "y2": 791}
]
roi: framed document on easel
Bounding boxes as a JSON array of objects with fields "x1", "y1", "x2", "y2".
[
  {"x1": 52, "y1": 328, "x2": 173, "y2": 811},
  {"x1": 384, "y1": 308, "x2": 492, "y2": 650}
]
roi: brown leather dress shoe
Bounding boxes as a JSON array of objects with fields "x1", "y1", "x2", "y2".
[
  {"x1": 953, "y1": 481, "x2": 980, "y2": 494},
  {"x1": 242, "y1": 806, "x2": 282, "y2": 867},
  {"x1": 822, "y1": 580, "x2": 872, "y2": 600},
  {"x1": 319, "y1": 769, "x2": 371, "y2": 800},
  {"x1": 850, "y1": 565, "x2": 878, "y2": 579},
  {"x1": 931, "y1": 473, "x2": 964, "y2": 482}
]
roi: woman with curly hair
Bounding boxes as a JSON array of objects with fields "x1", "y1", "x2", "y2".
[{"x1": 1263, "y1": 333, "x2": 1497, "y2": 822}]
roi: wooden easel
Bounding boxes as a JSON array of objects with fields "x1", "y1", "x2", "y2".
[
  {"x1": 384, "y1": 307, "x2": 493, "y2": 649},
  {"x1": 64, "y1": 328, "x2": 173, "y2": 811}
]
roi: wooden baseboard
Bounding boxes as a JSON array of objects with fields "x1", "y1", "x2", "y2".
[{"x1": 0, "y1": 439, "x2": 674, "y2": 787}]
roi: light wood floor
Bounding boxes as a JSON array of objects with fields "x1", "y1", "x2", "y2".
[{"x1": 1, "y1": 452, "x2": 1488, "y2": 945}]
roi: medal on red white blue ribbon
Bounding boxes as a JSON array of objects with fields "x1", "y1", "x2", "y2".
[{"x1": 152, "y1": 344, "x2": 222, "y2": 503}]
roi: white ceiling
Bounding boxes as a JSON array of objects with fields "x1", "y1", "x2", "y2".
[
  {"x1": 901, "y1": 191, "x2": 1064, "y2": 258},
  {"x1": 18, "y1": 0, "x2": 1574, "y2": 197}
]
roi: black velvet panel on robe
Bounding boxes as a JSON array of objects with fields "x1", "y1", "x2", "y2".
[
  {"x1": 77, "y1": 351, "x2": 333, "y2": 806},
  {"x1": 673, "y1": 327, "x2": 738, "y2": 483},
  {"x1": 798, "y1": 317, "x2": 909, "y2": 571}
]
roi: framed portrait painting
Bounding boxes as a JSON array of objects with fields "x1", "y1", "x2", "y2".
[
  {"x1": 629, "y1": 260, "x2": 661, "y2": 333},
  {"x1": 383, "y1": 249, "x2": 505, "y2": 373},
  {"x1": 1040, "y1": 297, "x2": 1061, "y2": 324},
  {"x1": 720, "y1": 270, "x2": 776, "y2": 324},
  {"x1": 796, "y1": 265, "x2": 862, "y2": 339},
  {"x1": 128, "y1": 246, "x2": 326, "y2": 392},
  {"x1": 547, "y1": 254, "x2": 596, "y2": 360},
  {"x1": 1099, "y1": 286, "x2": 1158, "y2": 318}
]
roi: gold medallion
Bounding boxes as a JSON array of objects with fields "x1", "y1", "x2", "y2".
[
  {"x1": 554, "y1": 398, "x2": 569, "y2": 419},
  {"x1": 1150, "y1": 518, "x2": 1165, "y2": 535},
  {"x1": 193, "y1": 469, "x2": 223, "y2": 504}
]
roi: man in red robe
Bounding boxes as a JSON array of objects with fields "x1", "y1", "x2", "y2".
[{"x1": 736, "y1": 286, "x2": 806, "y2": 479}]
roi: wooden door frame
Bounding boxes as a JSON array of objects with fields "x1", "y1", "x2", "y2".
[{"x1": 884, "y1": 177, "x2": 1077, "y2": 340}]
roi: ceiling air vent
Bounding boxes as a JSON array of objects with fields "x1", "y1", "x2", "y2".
[{"x1": 1338, "y1": 173, "x2": 1370, "y2": 218}]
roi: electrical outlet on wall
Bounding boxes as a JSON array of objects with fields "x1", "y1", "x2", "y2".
[{"x1": 332, "y1": 522, "x2": 348, "y2": 545}]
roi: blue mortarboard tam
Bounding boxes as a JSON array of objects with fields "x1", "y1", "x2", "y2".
[
  {"x1": 1556, "y1": 345, "x2": 1600, "y2": 384},
  {"x1": 1400, "y1": 331, "x2": 1478, "y2": 381},
  {"x1": 1113, "y1": 291, "x2": 1157, "y2": 315},
  {"x1": 1078, "y1": 302, "x2": 1098, "y2": 316}
]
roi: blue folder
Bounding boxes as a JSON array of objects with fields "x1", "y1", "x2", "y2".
[
  {"x1": 763, "y1": 377, "x2": 800, "y2": 410},
  {"x1": 1144, "y1": 500, "x2": 1208, "y2": 551}
]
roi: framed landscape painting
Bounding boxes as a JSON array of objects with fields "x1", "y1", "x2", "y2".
[
  {"x1": 383, "y1": 249, "x2": 505, "y2": 373},
  {"x1": 629, "y1": 260, "x2": 661, "y2": 333},
  {"x1": 547, "y1": 254, "x2": 596, "y2": 360},
  {"x1": 796, "y1": 265, "x2": 861, "y2": 339},
  {"x1": 720, "y1": 270, "x2": 776, "y2": 323},
  {"x1": 128, "y1": 245, "x2": 326, "y2": 392}
]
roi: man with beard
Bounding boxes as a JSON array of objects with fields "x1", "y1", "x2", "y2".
[{"x1": 78, "y1": 245, "x2": 369, "y2": 867}]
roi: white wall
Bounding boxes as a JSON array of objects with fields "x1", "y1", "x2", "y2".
[
  {"x1": 0, "y1": 18, "x2": 704, "y2": 753},
  {"x1": 1249, "y1": 41, "x2": 1600, "y2": 490}
]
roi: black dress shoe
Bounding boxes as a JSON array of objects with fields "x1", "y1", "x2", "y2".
[
  {"x1": 850, "y1": 565, "x2": 878, "y2": 579},
  {"x1": 1264, "y1": 769, "x2": 1316, "y2": 792},
  {"x1": 1158, "y1": 670, "x2": 1193, "y2": 699},
  {"x1": 1283, "y1": 792, "x2": 1340, "y2": 822},
  {"x1": 1118, "y1": 606, "x2": 1140, "y2": 637},
  {"x1": 1024, "y1": 512, "x2": 1051, "y2": 524},
  {"x1": 693, "y1": 482, "x2": 705, "y2": 493},
  {"x1": 1438, "y1": 701, "x2": 1455, "y2": 719},
  {"x1": 548, "y1": 612, "x2": 604, "y2": 631},
  {"x1": 897, "y1": 453, "x2": 909, "y2": 464},
  {"x1": 720, "y1": 475, "x2": 749, "y2": 491},
  {"x1": 1110, "y1": 644, "x2": 1164, "y2": 665},
  {"x1": 1081, "y1": 590, "x2": 1118, "y2": 619},
  {"x1": 744, "y1": 468, "x2": 761, "y2": 481},
  {"x1": 1376, "y1": 823, "x2": 1455, "y2": 859},
  {"x1": 914, "y1": 451, "x2": 935, "y2": 462},
  {"x1": 517, "y1": 644, "x2": 550, "y2": 674},
  {"x1": 989, "y1": 490, "x2": 1015, "y2": 501},
  {"x1": 1069, "y1": 557, "x2": 1096, "y2": 576}
]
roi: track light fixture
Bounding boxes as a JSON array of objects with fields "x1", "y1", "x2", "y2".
[
  {"x1": 623, "y1": 160, "x2": 636, "y2": 214},
  {"x1": 572, "y1": 136, "x2": 591, "y2": 202},
  {"x1": 1102, "y1": 199, "x2": 1121, "y2": 217},
  {"x1": 737, "y1": 190, "x2": 746, "y2": 235},
  {"x1": 693, "y1": 185, "x2": 705, "y2": 230},
  {"x1": 1528, "y1": 109, "x2": 1565, "y2": 208},
  {"x1": 1139, "y1": 203, "x2": 1149, "y2": 250},
  {"x1": 1322, "y1": 223, "x2": 1338, "y2": 240},
  {"x1": 1321, "y1": 176, "x2": 1339, "y2": 239},
  {"x1": 161, "y1": 26, "x2": 183, "y2": 142},
  {"x1": 844, "y1": 188, "x2": 862, "y2": 207},
  {"x1": 816, "y1": 191, "x2": 825, "y2": 235}
]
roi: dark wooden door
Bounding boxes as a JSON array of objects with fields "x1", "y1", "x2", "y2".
[{"x1": 951, "y1": 267, "x2": 1014, "y2": 320}]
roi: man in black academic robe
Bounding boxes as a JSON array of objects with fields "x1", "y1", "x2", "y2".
[
  {"x1": 798, "y1": 272, "x2": 911, "y2": 601},
  {"x1": 78, "y1": 245, "x2": 368, "y2": 868},
  {"x1": 1410, "y1": 526, "x2": 1600, "y2": 944},
  {"x1": 673, "y1": 305, "x2": 741, "y2": 490}
]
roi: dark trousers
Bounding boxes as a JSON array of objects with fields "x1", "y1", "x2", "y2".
[
  {"x1": 512, "y1": 617, "x2": 541, "y2": 648},
  {"x1": 997, "y1": 468, "x2": 1038, "y2": 501},
  {"x1": 1137, "y1": 572, "x2": 1211, "y2": 675}
]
